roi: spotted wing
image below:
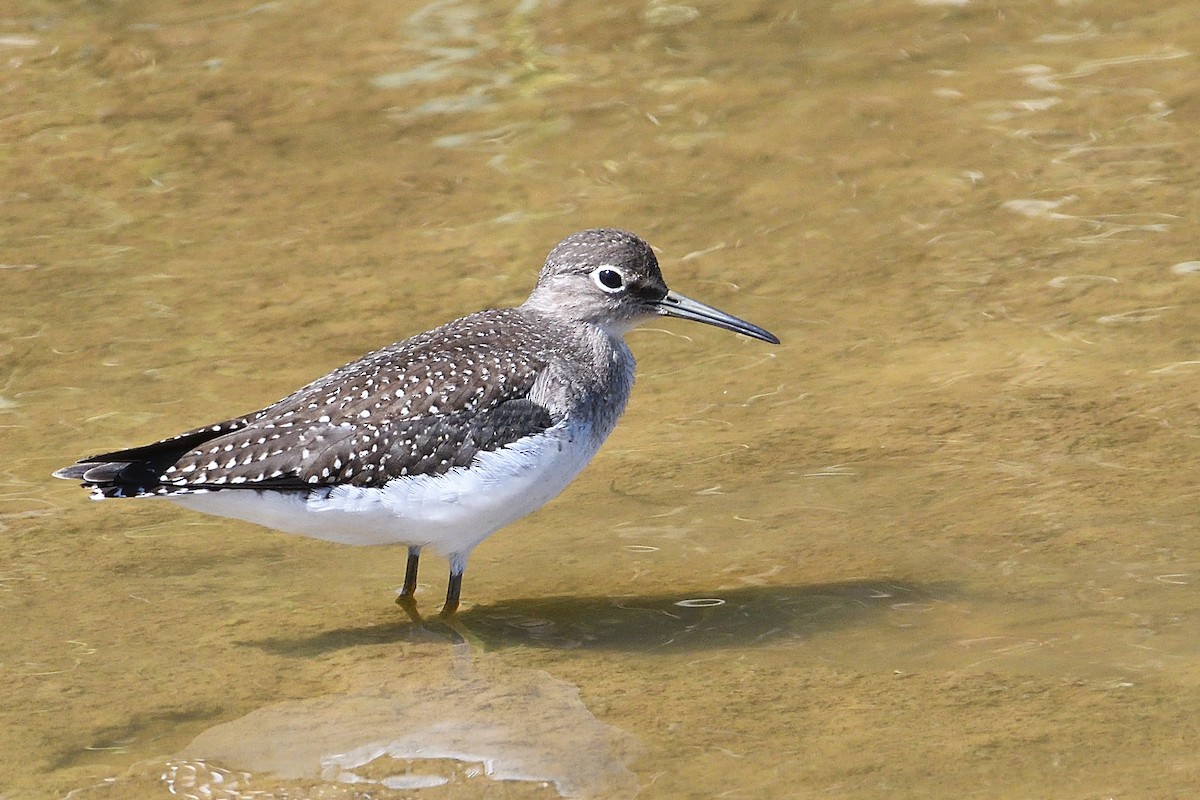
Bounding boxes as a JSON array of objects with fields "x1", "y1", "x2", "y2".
[
  {"x1": 55, "y1": 309, "x2": 561, "y2": 496},
  {"x1": 155, "y1": 396, "x2": 555, "y2": 492}
]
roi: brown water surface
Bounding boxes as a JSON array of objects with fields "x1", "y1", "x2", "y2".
[{"x1": 3, "y1": 0, "x2": 1200, "y2": 797}]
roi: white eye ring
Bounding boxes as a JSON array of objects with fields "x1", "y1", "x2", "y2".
[{"x1": 591, "y1": 266, "x2": 625, "y2": 293}]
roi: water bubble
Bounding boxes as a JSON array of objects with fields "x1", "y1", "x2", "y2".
[{"x1": 674, "y1": 598, "x2": 725, "y2": 608}]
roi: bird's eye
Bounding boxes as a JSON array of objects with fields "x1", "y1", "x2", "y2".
[{"x1": 592, "y1": 267, "x2": 625, "y2": 292}]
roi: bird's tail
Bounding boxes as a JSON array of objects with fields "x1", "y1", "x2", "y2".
[{"x1": 53, "y1": 417, "x2": 250, "y2": 498}]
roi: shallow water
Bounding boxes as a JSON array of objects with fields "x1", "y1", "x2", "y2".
[{"x1": 4, "y1": 0, "x2": 1200, "y2": 796}]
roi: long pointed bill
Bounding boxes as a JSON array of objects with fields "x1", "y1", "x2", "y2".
[{"x1": 655, "y1": 290, "x2": 780, "y2": 344}]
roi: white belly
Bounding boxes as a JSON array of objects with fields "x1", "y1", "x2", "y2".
[{"x1": 167, "y1": 419, "x2": 602, "y2": 558}]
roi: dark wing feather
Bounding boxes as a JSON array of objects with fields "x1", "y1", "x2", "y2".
[
  {"x1": 243, "y1": 397, "x2": 556, "y2": 491},
  {"x1": 54, "y1": 309, "x2": 562, "y2": 497},
  {"x1": 51, "y1": 415, "x2": 254, "y2": 496}
]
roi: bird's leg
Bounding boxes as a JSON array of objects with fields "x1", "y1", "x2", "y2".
[
  {"x1": 395, "y1": 546, "x2": 423, "y2": 622},
  {"x1": 395, "y1": 595, "x2": 423, "y2": 625},
  {"x1": 440, "y1": 552, "x2": 466, "y2": 616},
  {"x1": 399, "y1": 546, "x2": 421, "y2": 598},
  {"x1": 441, "y1": 571, "x2": 463, "y2": 616}
]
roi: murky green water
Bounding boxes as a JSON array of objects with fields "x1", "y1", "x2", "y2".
[{"x1": 4, "y1": 0, "x2": 1200, "y2": 796}]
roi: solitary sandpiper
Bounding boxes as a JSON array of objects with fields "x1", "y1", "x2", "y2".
[{"x1": 54, "y1": 229, "x2": 779, "y2": 614}]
